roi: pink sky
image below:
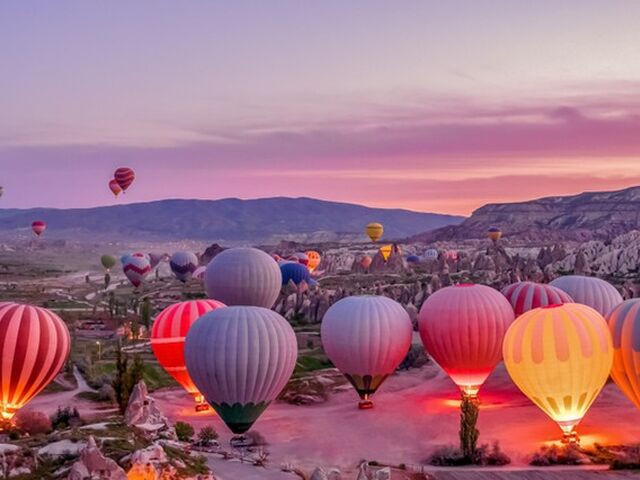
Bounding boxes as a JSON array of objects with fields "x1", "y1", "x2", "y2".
[{"x1": 2, "y1": 2, "x2": 640, "y2": 215}]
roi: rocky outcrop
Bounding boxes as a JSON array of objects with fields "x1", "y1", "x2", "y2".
[
  {"x1": 68, "y1": 436, "x2": 127, "y2": 480},
  {"x1": 412, "y1": 185, "x2": 640, "y2": 245},
  {"x1": 125, "y1": 381, "x2": 176, "y2": 440},
  {"x1": 200, "y1": 243, "x2": 226, "y2": 266}
]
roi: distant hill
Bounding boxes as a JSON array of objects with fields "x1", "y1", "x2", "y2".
[
  {"x1": 411, "y1": 185, "x2": 640, "y2": 244},
  {"x1": 0, "y1": 197, "x2": 464, "y2": 243}
]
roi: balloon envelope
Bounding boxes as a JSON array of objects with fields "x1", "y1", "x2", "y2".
[
  {"x1": 31, "y1": 220, "x2": 46, "y2": 236},
  {"x1": 108, "y1": 179, "x2": 122, "y2": 197},
  {"x1": 306, "y1": 250, "x2": 321, "y2": 272},
  {"x1": 550, "y1": 275, "x2": 623, "y2": 317},
  {"x1": 122, "y1": 255, "x2": 151, "y2": 288},
  {"x1": 487, "y1": 226, "x2": 502, "y2": 241},
  {"x1": 418, "y1": 284, "x2": 515, "y2": 397},
  {"x1": 607, "y1": 299, "x2": 640, "y2": 409},
  {"x1": 0, "y1": 303, "x2": 70, "y2": 419},
  {"x1": 406, "y1": 255, "x2": 420, "y2": 264},
  {"x1": 321, "y1": 296, "x2": 412, "y2": 404},
  {"x1": 379, "y1": 245, "x2": 392, "y2": 262},
  {"x1": 100, "y1": 254, "x2": 117, "y2": 271},
  {"x1": 424, "y1": 249, "x2": 438, "y2": 261},
  {"x1": 114, "y1": 167, "x2": 135, "y2": 191},
  {"x1": 170, "y1": 251, "x2": 199, "y2": 283},
  {"x1": 503, "y1": 303, "x2": 613, "y2": 439},
  {"x1": 151, "y1": 300, "x2": 225, "y2": 406},
  {"x1": 205, "y1": 247, "x2": 281, "y2": 308},
  {"x1": 360, "y1": 255, "x2": 372, "y2": 269},
  {"x1": 502, "y1": 281, "x2": 574, "y2": 317},
  {"x1": 366, "y1": 222, "x2": 384, "y2": 242},
  {"x1": 280, "y1": 262, "x2": 315, "y2": 286},
  {"x1": 185, "y1": 306, "x2": 297, "y2": 434}
]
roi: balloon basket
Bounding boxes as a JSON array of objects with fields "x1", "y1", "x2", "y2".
[
  {"x1": 561, "y1": 430, "x2": 580, "y2": 445},
  {"x1": 230, "y1": 435, "x2": 254, "y2": 448},
  {"x1": 195, "y1": 403, "x2": 210, "y2": 413},
  {"x1": 358, "y1": 400, "x2": 374, "y2": 410}
]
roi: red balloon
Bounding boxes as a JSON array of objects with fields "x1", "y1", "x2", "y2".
[
  {"x1": 418, "y1": 284, "x2": 515, "y2": 397},
  {"x1": 502, "y1": 281, "x2": 574, "y2": 317},
  {"x1": 31, "y1": 220, "x2": 46, "y2": 236},
  {"x1": 0, "y1": 303, "x2": 71, "y2": 419},
  {"x1": 114, "y1": 167, "x2": 135, "y2": 191},
  {"x1": 108, "y1": 179, "x2": 122, "y2": 197},
  {"x1": 151, "y1": 300, "x2": 225, "y2": 409}
]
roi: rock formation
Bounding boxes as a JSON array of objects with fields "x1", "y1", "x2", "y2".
[
  {"x1": 125, "y1": 381, "x2": 176, "y2": 440},
  {"x1": 68, "y1": 436, "x2": 127, "y2": 480}
]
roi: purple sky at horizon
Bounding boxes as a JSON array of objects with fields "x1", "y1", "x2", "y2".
[{"x1": 2, "y1": 1, "x2": 640, "y2": 215}]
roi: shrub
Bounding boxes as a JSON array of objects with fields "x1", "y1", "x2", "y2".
[
  {"x1": 530, "y1": 444, "x2": 587, "y2": 466},
  {"x1": 197, "y1": 426, "x2": 219, "y2": 446},
  {"x1": 428, "y1": 445, "x2": 468, "y2": 466},
  {"x1": 474, "y1": 442, "x2": 510, "y2": 466},
  {"x1": 15, "y1": 410, "x2": 52, "y2": 435},
  {"x1": 51, "y1": 406, "x2": 81, "y2": 430},
  {"x1": 175, "y1": 421, "x2": 195, "y2": 442},
  {"x1": 245, "y1": 430, "x2": 268, "y2": 446}
]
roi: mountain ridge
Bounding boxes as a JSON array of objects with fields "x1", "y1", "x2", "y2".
[{"x1": 0, "y1": 197, "x2": 464, "y2": 243}]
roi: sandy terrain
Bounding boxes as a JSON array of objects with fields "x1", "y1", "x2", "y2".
[{"x1": 152, "y1": 364, "x2": 640, "y2": 476}]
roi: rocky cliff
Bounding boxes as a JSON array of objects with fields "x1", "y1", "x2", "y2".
[{"x1": 412, "y1": 185, "x2": 640, "y2": 245}]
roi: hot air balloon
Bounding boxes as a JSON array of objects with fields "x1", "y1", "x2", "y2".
[
  {"x1": 148, "y1": 253, "x2": 163, "y2": 269},
  {"x1": 406, "y1": 255, "x2": 420, "y2": 264},
  {"x1": 0, "y1": 303, "x2": 70, "y2": 419},
  {"x1": 170, "y1": 251, "x2": 199, "y2": 283},
  {"x1": 100, "y1": 255, "x2": 117, "y2": 272},
  {"x1": 321, "y1": 296, "x2": 412, "y2": 409},
  {"x1": 424, "y1": 249, "x2": 438, "y2": 261},
  {"x1": 306, "y1": 251, "x2": 321, "y2": 272},
  {"x1": 0, "y1": 186, "x2": 4, "y2": 198},
  {"x1": 487, "y1": 226, "x2": 502, "y2": 242},
  {"x1": 444, "y1": 250, "x2": 458, "y2": 261},
  {"x1": 502, "y1": 281, "x2": 574, "y2": 317},
  {"x1": 151, "y1": 299, "x2": 225, "y2": 411},
  {"x1": 122, "y1": 255, "x2": 151, "y2": 288},
  {"x1": 607, "y1": 299, "x2": 640, "y2": 409},
  {"x1": 205, "y1": 247, "x2": 281, "y2": 308},
  {"x1": 114, "y1": 167, "x2": 135, "y2": 192},
  {"x1": 108, "y1": 179, "x2": 122, "y2": 197},
  {"x1": 184, "y1": 306, "x2": 297, "y2": 437},
  {"x1": 366, "y1": 222, "x2": 384, "y2": 242},
  {"x1": 31, "y1": 220, "x2": 46, "y2": 237},
  {"x1": 418, "y1": 284, "x2": 515, "y2": 398},
  {"x1": 280, "y1": 262, "x2": 316, "y2": 287},
  {"x1": 550, "y1": 275, "x2": 623, "y2": 317},
  {"x1": 379, "y1": 244, "x2": 393, "y2": 262},
  {"x1": 503, "y1": 303, "x2": 613, "y2": 442},
  {"x1": 360, "y1": 255, "x2": 372, "y2": 270},
  {"x1": 289, "y1": 252, "x2": 309, "y2": 266}
]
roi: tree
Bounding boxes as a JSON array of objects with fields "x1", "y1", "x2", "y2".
[
  {"x1": 197, "y1": 426, "x2": 219, "y2": 446},
  {"x1": 104, "y1": 272, "x2": 111, "y2": 290},
  {"x1": 140, "y1": 297, "x2": 151, "y2": 331},
  {"x1": 175, "y1": 421, "x2": 195, "y2": 442},
  {"x1": 459, "y1": 395, "x2": 479, "y2": 463},
  {"x1": 112, "y1": 343, "x2": 145, "y2": 414}
]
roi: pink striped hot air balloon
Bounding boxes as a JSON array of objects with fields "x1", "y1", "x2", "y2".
[
  {"x1": 321, "y1": 296, "x2": 412, "y2": 409},
  {"x1": 151, "y1": 299, "x2": 225, "y2": 411},
  {"x1": 418, "y1": 284, "x2": 515, "y2": 398},
  {"x1": 607, "y1": 299, "x2": 640, "y2": 410},
  {"x1": 122, "y1": 254, "x2": 151, "y2": 288},
  {"x1": 0, "y1": 303, "x2": 71, "y2": 419},
  {"x1": 502, "y1": 281, "x2": 574, "y2": 317},
  {"x1": 550, "y1": 275, "x2": 623, "y2": 317}
]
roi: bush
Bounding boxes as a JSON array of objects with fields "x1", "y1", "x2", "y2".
[
  {"x1": 428, "y1": 445, "x2": 468, "y2": 466},
  {"x1": 175, "y1": 421, "x2": 195, "y2": 442},
  {"x1": 15, "y1": 410, "x2": 52, "y2": 435},
  {"x1": 428, "y1": 442, "x2": 510, "y2": 466},
  {"x1": 474, "y1": 442, "x2": 510, "y2": 466},
  {"x1": 246, "y1": 430, "x2": 268, "y2": 446},
  {"x1": 530, "y1": 444, "x2": 587, "y2": 466},
  {"x1": 197, "y1": 426, "x2": 219, "y2": 446},
  {"x1": 51, "y1": 406, "x2": 82, "y2": 430}
]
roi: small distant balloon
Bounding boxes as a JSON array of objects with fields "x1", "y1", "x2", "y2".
[
  {"x1": 487, "y1": 226, "x2": 502, "y2": 242},
  {"x1": 379, "y1": 244, "x2": 392, "y2": 262},
  {"x1": 280, "y1": 262, "x2": 316, "y2": 286},
  {"x1": 406, "y1": 255, "x2": 420, "y2": 264},
  {"x1": 114, "y1": 167, "x2": 135, "y2": 192},
  {"x1": 424, "y1": 249, "x2": 438, "y2": 261},
  {"x1": 170, "y1": 251, "x2": 199, "y2": 283},
  {"x1": 100, "y1": 254, "x2": 117, "y2": 272},
  {"x1": 32, "y1": 220, "x2": 46, "y2": 237},
  {"x1": 122, "y1": 254, "x2": 151, "y2": 288},
  {"x1": 366, "y1": 222, "x2": 384, "y2": 242},
  {"x1": 0, "y1": 186, "x2": 4, "y2": 197},
  {"x1": 108, "y1": 179, "x2": 122, "y2": 197},
  {"x1": 360, "y1": 255, "x2": 372, "y2": 269},
  {"x1": 306, "y1": 251, "x2": 321, "y2": 272}
]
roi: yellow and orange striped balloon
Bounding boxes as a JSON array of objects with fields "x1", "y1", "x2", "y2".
[
  {"x1": 366, "y1": 222, "x2": 384, "y2": 242},
  {"x1": 607, "y1": 299, "x2": 640, "y2": 409},
  {"x1": 503, "y1": 303, "x2": 613, "y2": 440},
  {"x1": 306, "y1": 251, "x2": 321, "y2": 272},
  {"x1": 379, "y1": 244, "x2": 392, "y2": 262}
]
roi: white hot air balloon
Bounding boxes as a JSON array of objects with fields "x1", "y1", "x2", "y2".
[
  {"x1": 170, "y1": 251, "x2": 199, "y2": 282},
  {"x1": 184, "y1": 306, "x2": 297, "y2": 440},
  {"x1": 204, "y1": 247, "x2": 282, "y2": 308},
  {"x1": 321, "y1": 296, "x2": 412, "y2": 409},
  {"x1": 193, "y1": 266, "x2": 206, "y2": 281},
  {"x1": 424, "y1": 248, "x2": 438, "y2": 261},
  {"x1": 550, "y1": 275, "x2": 623, "y2": 317}
]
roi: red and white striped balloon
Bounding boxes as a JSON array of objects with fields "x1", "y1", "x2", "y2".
[
  {"x1": 0, "y1": 303, "x2": 70, "y2": 419},
  {"x1": 502, "y1": 281, "x2": 574, "y2": 317},
  {"x1": 114, "y1": 167, "x2": 135, "y2": 192},
  {"x1": 122, "y1": 255, "x2": 151, "y2": 288},
  {"x1": 151, "y1": 300, "x2": 225, "y2": 408}
]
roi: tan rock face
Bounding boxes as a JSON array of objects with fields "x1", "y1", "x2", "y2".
[
  {"x1": 125, "y1": 381, "x2": 176, "y2": 440},
  {"x1": 68, "y1": 436, "x2": 128, "y2": 480}
]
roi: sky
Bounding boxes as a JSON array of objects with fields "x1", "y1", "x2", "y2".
[{"x1": 1, "y1": 1, "x2": 640, "y2": 216}]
